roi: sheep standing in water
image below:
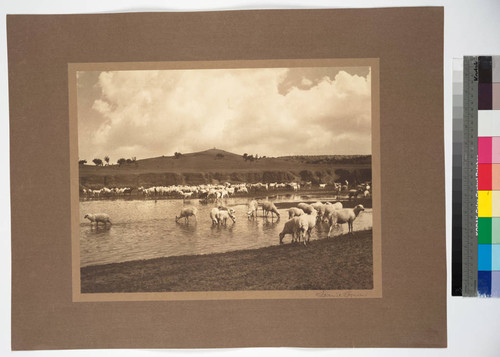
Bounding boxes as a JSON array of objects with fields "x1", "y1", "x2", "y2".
[
  {"x1": 175, "y1": 206, "x2": 198, "y2": 224},
  {"x1": 216, "y1": 209, "x2": 236, "y2": 226},
  {"x1": 247, "y1": 200, "x2": 258, "y2": 219},
  {"x1": 297, "y1": 203, "x2": 315, "y2": 215},
  {"x1": 279, "y1": 217, "x2": 301, "y2": 244},
  {"x1": 288, "y1": 207, "x2": 305, "y2": 219},
  {"x1": 210, "y1": 207, "x2": 220, "y2": 225},
  {"x1": 327, "y1": 204, "x2": 365, "y2": 236},
  {"x1": 84, "y1": 213, "x2": 112, "y2": 228},
  {"x1": 218, "y1": 205, "x2": 235, "y2": 215},
  {"x1": 261, "y1": 201, "x2": 280, "y2": 219}
]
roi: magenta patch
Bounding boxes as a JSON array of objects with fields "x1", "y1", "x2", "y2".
[{"x1": 478, "y1": 136, "x2": 493, "y2": 164}]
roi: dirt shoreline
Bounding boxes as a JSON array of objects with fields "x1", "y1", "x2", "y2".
[{"x1": 81, "y1": 229, "x2": 373, "y2": 293}]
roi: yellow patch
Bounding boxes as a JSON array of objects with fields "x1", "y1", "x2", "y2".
[{"x1": 478, "y1": 191, "x2": 492, "y2": 217}]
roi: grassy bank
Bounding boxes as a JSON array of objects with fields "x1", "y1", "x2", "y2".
[{"x1": 81, "y1": 229, "x2": 373, "y2": 293}]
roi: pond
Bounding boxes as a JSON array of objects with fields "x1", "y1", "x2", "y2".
[{"x1": 79, "y1": 194, "x2": 372, "y2": 267}]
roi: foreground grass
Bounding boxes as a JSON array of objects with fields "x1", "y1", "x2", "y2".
[{"x1": 81, "y1": 229, "x2": 373, "y2": 293}]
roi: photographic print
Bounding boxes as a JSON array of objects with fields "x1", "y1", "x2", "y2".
[
  {"x1": 70, "y1": 59, "x2": 380, "y2": 300},
  {"x1": 10, "y1": 8, "x2": 446, "y2": 349}
]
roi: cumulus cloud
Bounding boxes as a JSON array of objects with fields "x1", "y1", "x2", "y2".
[
  {"x1": 77, "y1": 66, "x2": 371, "y2": 162},
  {"x1": 300, "y1": 77, "x2": 313, "y2": 87}
]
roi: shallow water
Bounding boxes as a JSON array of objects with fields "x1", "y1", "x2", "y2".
[{"x1": 79, "y1": 194, "x2": 372, "y2": 267}]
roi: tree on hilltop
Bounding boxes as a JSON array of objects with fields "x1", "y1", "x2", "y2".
[{"x1": 92, "y1": 158, "x2": 103, "y2": 166}]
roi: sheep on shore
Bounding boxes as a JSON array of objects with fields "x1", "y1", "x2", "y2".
[
  {"x1": 288, "y1": 207, "x2": 305, "y2": 219},
  {"x1": 175, "y1": 206, "x2": 198, "y2": 224},
  {"x1": 261, "y1": 201, "x2": 280, "y2": 219},
  {"x1": 84, "y1": 213, "x2": 111, "y2": 227},
  {"x1": 327, "y1": 204, "x2": 365, "y2": 236},
  {"x1": 216, "y1": 209, "x2": 236, "y2": 226},
  {"x1": 279, "y1": 217, "x2": 301, "y2": 244},
  {"x1": 322, "y1": 202, "x2": 343, "y2": 222},
  {"x1": 310, "y1": 201, "x2": 325, "y2": 219},
  {"x1": 311, "y1": 201, "x2": 323, "y2": 211},
  {"x1": 298, "y1": 210, "x2": 318, "y2": 245},
  {"x1": 238, "y1": 186, "x2": 249, "y2": 194},
  {"x1": 247, "y1": 200, "x2": 258, "y2": 219}
]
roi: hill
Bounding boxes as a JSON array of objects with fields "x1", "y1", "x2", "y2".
[{"x1": 79, "y1": 149, "x2": 371, "y2": 189}]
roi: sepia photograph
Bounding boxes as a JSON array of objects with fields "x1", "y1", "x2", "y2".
[{"x1": 72, "y1": 60, "x2": 379, "y2": 298}]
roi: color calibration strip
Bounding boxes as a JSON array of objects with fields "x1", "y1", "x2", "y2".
[
  {"x1": 452, "y1": 59, "x2": 464, "y2": 296},
  {"x1": 477, "y1": 56, "x2": 500, "y2": 297}
]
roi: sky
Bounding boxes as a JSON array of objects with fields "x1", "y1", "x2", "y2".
[{"x1": 77, "y1": 66, "x2": 371, "y2": 163}]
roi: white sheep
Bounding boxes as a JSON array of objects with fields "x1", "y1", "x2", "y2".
[
  {"x1": 327, "y1": 204, "x2": 365, "y2": 236},
  {"x1": 310, "y1": 201, "x2": 325, "y2": 218},
  {"x1": 297, "y1": 203, "x2": 315, "y2": 215},
  {"x1": 288, "y1": 207, "x2": 305, "y2": 219},
  {"x1": 279, "y1": 217, "x2": 301, "y2": 244},
  {"x1": 238, "y1": 186, "x2": 249, "y2": 194},
  {"x1": 322, "y1": 202, "x2": 343, "y2": 222},
  {"x1": 84, "y1": 213, "x2": 111, "y2": 227},
  {"x1": 175, "y1": 206, "x2": 198, "y2": 223},
  {"x1": 216, "y1": 209, "x2": 236, "y2": 225},
  {"x1": 298, "y1": 209, "x2": 318, "y2": 245},
  {"x1": 210, "y1": 207, "x2": 220, "y2": 225},
  {"x1": 261, "y1": 201, "x2": 280, "y2": 219},
  {"x1": 247, "y1": 200, "x2": 258, "y2": 219}
]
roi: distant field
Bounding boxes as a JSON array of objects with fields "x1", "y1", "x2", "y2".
[
  {"x1": 80, "y1": 149, "x2": 372, "y2": 188},
  {"x1": 81, "y1": 229, "x2": 373, "y2": 293}
]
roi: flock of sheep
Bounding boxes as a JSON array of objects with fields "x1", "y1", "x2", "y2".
[
  {"x1": 134, "y1": 199, "x2": 366, "y2": 247},
  {"x1": 81, "y1": 181, "x2": 372, "y2": 201},
  {"x1": 81, "y1": 182, "x2": 294, "y2": 199},
  {"x1": 83, "y1": 198, "x2": 366, "y2": 246},
  {"x1": 279, "y1": 201, "x2": 365, "y2": 245},
  {"x1": 82, "y1": 180, "x2": 371, "y2": 247}
]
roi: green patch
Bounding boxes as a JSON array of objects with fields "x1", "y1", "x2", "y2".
[{"x1": 478, "y1": 217, "x2": 492, "y2": 244}]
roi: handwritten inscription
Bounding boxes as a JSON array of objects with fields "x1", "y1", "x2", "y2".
[{"x1": 315, "y1": 290, "x2": 368, "y2": 298}]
